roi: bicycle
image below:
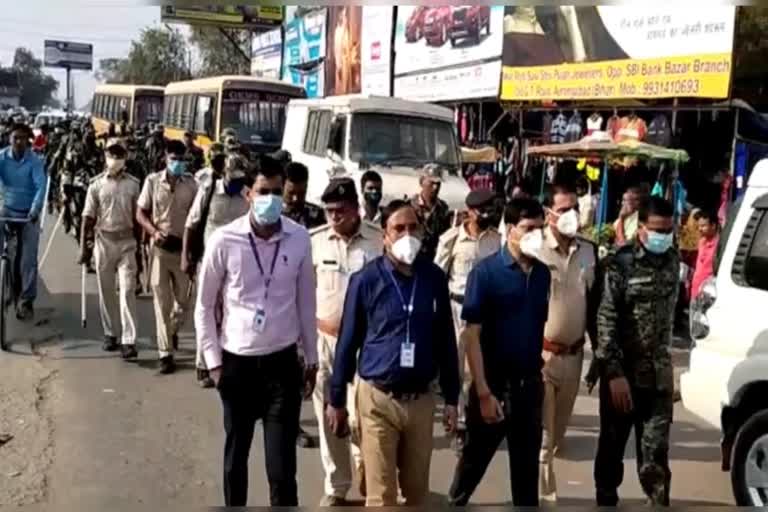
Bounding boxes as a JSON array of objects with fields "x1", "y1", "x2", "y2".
[{"x1": 0, "y1": 217, "x2": 30, "y2": 351}]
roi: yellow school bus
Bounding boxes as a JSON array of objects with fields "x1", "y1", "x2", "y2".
[
  {"x1": 91, "y1": 84, "x2": 165, "y2": 135},
  {"x1": 162, "y1": 75, "x2": 305, "y2": 154}
]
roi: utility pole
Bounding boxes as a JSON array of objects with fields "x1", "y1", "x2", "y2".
[{"x1": 65, "y1": 65, "x2": 71, "y2": 114}]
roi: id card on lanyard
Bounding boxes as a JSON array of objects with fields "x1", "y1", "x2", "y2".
[
  {"x1": 248, "y1": 234, "x2": 281, "y2": 333},
  {"x1": 386, "y1": 268, "x2": 418, "y2": 369}
]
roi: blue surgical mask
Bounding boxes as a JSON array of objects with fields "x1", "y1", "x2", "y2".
[
  {"x1": 644, "y1": 231, "x2": 674, "y2": 254},
  {"x1": 167, "y1": 159, "x2": 187, "y2": 176},
  {"x1": 251, "y1": 194, "x2": 283, "y2": 225}
]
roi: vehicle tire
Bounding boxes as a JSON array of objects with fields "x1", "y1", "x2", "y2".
[
  {"x1": 450, "y1": 37, "x2": 457, "y2": 47},
  {"x1": 731, "y1": 409, "x2": 768, "y2": 506},
  {"x1": 475, "y1": 18, "x2": 482, "y2": 44},
  {"x1": 0, "y1": 258, "x2": 8, "y2": 352}
]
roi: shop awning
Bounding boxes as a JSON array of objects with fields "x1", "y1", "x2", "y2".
[
  {"x1": 527, "y1": 134, "x2": 689, "y2": 163},
  {"x1": 460, "y1": 146, "x2": 498, "y2": 163}
]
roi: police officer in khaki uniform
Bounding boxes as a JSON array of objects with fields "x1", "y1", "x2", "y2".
[
  {"x1": 434, "y1": 189, "x2": 501, "y2": 449},
  {"x1": 183, "y1": 151, "x2": 250, "y2": 387},
  {"x1": 535, "y1": 184, "x2": 600, "y2": 503},
  {"x1": 137, "y1": 140, "x2": 198, "y2": 374},
  {"x1": 79, "y1": 138, "x2": 142, "y2": 358},
  {"x1": 311, "y1": 178, "x2": 383, "y2": 506}
]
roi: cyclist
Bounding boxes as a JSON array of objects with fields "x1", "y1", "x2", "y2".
[{"x1": 0, "y1": 123, "x2": 46, "y2": 320}]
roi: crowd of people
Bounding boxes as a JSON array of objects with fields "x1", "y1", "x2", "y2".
[{"x1": 0, "y1": 114, "x2": 720, "y2": 508}]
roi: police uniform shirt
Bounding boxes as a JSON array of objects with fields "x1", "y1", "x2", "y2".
[
  {"x1": 137, "y1": 170, "x2": 198, "y2": 238},
  {"x1": 311, "y1": 220, "x2": 383, "y2": 328},
  {"x1": 185, "y1": 179, "x2": 250, "y2": 243},
  {"x1": 435, "y1": 223, "x2": 501, "y2": 297},
  {"x1": 82, "y1": 171, "x2": 141, "y2": 235}
]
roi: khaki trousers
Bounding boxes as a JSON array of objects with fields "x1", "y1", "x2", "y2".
[
  {"x1": 357, "y1": 379, "x2": 435, "y2": 506},
  {"x1": 312, "y1": 332, "x2": 362, "y2": 499},
  {"x1": 539, "y1": 349, "x2": 584, "y2": 502},
  {"x1": 151, "y1": 246, "x2": 191, "y2": 358},
  {"x1": 451, "y1": 299, "x2": 472, "y2": 425},
  {"x1": 94, "y1": 234, "x2": 138, "y2": 344}
]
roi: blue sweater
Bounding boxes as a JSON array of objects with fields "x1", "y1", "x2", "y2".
[{"x1": 0, "y1": 148, "x2": 46, "y2": 216}]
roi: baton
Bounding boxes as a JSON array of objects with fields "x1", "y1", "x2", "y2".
[
  {"x1": 81, "y1": 264, "x2": 87, "y2": 328},
  {"x1": 39, "y1": 208, "x2": 66, "y2": 270},
  {"x1": 40, "y1": 175, "x2": 52, "y2": 231}
]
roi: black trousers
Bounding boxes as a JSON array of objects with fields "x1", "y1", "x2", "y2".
[
  {"x1": 218, "y1": 345, "x2": 303, "y2": 506},
  {"x1": 449, "y1": 376, "x2": 544, "y2": 506},
  {"x1": 594, "y1": 377, "x2": 673, "y2": 506}
]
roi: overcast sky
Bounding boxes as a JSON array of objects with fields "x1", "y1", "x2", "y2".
[{"x1": 0, "y1": 1, "x2": 161, "y2": 109}]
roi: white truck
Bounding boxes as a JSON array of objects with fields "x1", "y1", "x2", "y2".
[
  {"x1": 281, "y1": 94, "x2": 469, "y2": 209},
  {"x1": 681, "y1": 159, "x2": 768, "y2": 506}
]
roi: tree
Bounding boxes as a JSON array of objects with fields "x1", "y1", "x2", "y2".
[
  {"x1": 732, "y1": 6, "x2": 768, "y2": 107},
  {"x1": 189, "y1": 26, "x2": 251, "y2": 77},
  {"x1": 97, "y1": 27, "x2": 191, "y2": 85},
  {"x1": 7, "y1": 48, "x2": 60, "y2": 109}
]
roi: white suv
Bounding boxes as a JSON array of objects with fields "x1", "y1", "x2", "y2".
[{"x1": 681, "y1": 159, "x2": 768, "y2": 506}]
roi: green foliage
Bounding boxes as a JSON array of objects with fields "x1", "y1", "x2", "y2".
[
  {"x1": 0, "y1": 48, "x2": 60, "y2": 110},
  {"x1": 189, "y1": 26, "x2": 251, "y2": 77},
  {"x1": 733, "y1": 7, "x2": 768, "y2": 107}
]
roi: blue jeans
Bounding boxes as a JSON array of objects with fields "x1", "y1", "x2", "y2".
[{"x1": 0, "y1": 209, "x2": 40, "y2": 305}]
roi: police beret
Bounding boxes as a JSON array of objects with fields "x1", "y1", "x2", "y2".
[
  {"x1": 321, "y1": 177, "x2": 358, "y2": 204},
  {"x1": 466, "y1": 188, "x2": 495, "y2": 209}
]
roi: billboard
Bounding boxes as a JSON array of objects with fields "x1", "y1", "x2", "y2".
[
  {"x1": 251, "y1": 29, "x2": 282, "y2": 79},
  {"x1": 361, "y1": 7, "x2": 394, "y2": 97},
  {"x1": 282, "y1": 8, "x2": 327, "y2": 98},
  {"x1": 161, "y1": 5, "x2": 282, "y2": 30},
  {"x1": 325, "y1": 6, "x2": 363, "y2": 96},
  {"x1": 500, "y1": 6, "x2": 736, "y2": 101},
  {"x1": 44, "y1": 40, "x2": 93, "y2": 71},
  {"x1": 394, "y1": 6, "x2": 505, "y2": 102}
]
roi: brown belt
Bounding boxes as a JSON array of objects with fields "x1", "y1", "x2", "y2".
[{"x1": 543, "y1": 337, "x2": 585, "y2": 356}]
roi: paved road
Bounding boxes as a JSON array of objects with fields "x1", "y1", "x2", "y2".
[{"x1": 0, "y1": 221, "x2": 734, "y2": 506}]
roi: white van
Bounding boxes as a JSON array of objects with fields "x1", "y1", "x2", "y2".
[
  {"x1": 281, "y1": 94, "x2": 469, "y2": 209},
  {"x1": 681, "y1": 159, "x2": 768, "y2": 506}
]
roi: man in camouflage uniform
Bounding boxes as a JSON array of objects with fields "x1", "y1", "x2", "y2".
[
  {"x1": 411, "y1": 164, "x2": 453, "y2": 262},
  {"x1": 593, "y1": 196, "x2": 679, "y2": 506}
]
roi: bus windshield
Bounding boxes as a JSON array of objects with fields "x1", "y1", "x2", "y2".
[
  {"x1": 220, "y1": 90, "x2": 292, "y2": 146},
  {"x1": 134, "y1": 95, "x2": 163, "y2": 127},
  {"x1": 349, "y1": 113, "x2": 459, "y2": 171}
]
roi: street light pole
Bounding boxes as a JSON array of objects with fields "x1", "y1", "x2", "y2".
[{"x1": 65, "y1": 65, "x2": 71, "y2": 114}]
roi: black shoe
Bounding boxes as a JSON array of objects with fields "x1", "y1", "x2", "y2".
[
  {"x1": 121, "y1": 344, "x2": 138, "y2": 360},
  {"x1": 102, "y1": 336, "x2": 119, "y2": 352},
  {"x1": 297, "y1": 427, "x2": 315, "y2": 448},
  {"x1": 15, "y1": 303, "x2": 33, "y2": 322},
  {"x1": 158, "y1": 355, "x2": 176, "y2": 374},
  {"x1": 197, "y1": 369, "x2": 214, "y2": 388},
  {"x1": 172, "y1": 334, "x2": 179, "y2": 351}
]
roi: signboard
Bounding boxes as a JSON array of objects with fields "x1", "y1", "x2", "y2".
[
  {"x1": 325, "y1": 6, "x2": 363, "y2": 96},
  {"x1": 282, "y1": 8, "x2": 327, "y2": 98},
  {"x1": 44, "y1": 40, "x2": 93, "y2": 71},
  {"x1": 251, "y1": 29, "x2": 282, "y2": 79},
  {"x1": 500, "y1": 6, "x2": 736, "y2": 100},
  {"x1": 161, "y1": 5, "x2": 282, "y2": 30},
  {"x1": 394, "y1": 6, "x2": 505, "y2": 102},
  {"x1": 361, "y1": 7, "x2": 394, "y2": 96},
  {"x1": 222, "y1": 89, "x2": 293, "y2": 104}
]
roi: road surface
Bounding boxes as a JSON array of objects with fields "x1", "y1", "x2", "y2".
[{"x1": 0, "y1": 220, "x2": 734, "y2": 506}]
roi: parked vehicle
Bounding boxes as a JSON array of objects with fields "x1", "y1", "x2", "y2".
[
  {"x1": 681, "y1": 159, "x2": 768, "y2": 506},
  {"x1": 449, "y1": 5, "x2": 492, "y2": 47},
  {"x1": 423, "y1": 6, "x2": 453, "y2": 47},
  {"x1": 281, "y1": 94, "x2": 469, "y2": 210},
  {"x1": 405, "y1": 7, "x2": 429, "y2": 43}
]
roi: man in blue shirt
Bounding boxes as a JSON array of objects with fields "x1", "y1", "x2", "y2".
[
  {"x1": 326, "y1": 199, "x2": 460, "y2": 506},
  {"x1": 0, "y1": 124, "x2": 47, "y2": 320},
  {"x1": 448, "y1": 197, "x2": 551, "y2": 507}
]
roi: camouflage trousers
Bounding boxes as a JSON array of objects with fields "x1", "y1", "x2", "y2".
[{"x1": 594, "y1": 378, "x2": 673, "y2": 506}]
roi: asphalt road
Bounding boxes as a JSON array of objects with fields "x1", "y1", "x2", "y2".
[{"x1": 0, "y1": 220, "x2": 735, "y2": 506}]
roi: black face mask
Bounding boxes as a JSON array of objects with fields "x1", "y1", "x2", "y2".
[
  {"x1": 477, "y1": 214, "x2": 494, "y2": 229},
  {"x1": 224, "y1": 177, "x2": 246, "y2": 196},
  {"x1": 211, "y1": 155, "x2": 226, "y2": 173},
  {"x1": 364, "y1": 190, "x2": 382, "y2": 207}
]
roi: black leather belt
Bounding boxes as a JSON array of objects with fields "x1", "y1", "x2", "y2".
[
  {"x1": 372, "y1": 382, "x2": 426, "y2": 402},
  {"x1": 450, "y1": 293, "x2": 465, "y2": 304}
]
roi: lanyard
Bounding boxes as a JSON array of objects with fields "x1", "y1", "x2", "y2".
[
  {"x1": 386, "y1": 268, "x2": 418, "y2": 345},
  {"x1": 247, "y1": 234, "x2": 281, "y2": 302}
]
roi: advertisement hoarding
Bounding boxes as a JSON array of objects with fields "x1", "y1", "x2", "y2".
[
  {"x1": 282, "y1": 8, "x2": 327, "y2": 98},
  {"x1": 325, "y1": 6, "x2": 362, "y2": 96},
  {"x1": 361, "y1": 7, "x2": 394, "y2": 96},
  {"x1": 251, "y1": 29, "x2": 282, "y2": 79},
  {"x1": 500, "y1": 6, "x2": 736, "y2": 100},
  {"x1": 394, "y1": 5, "x2": 505, "y2": 102},
  {"x1": 44, "y1": 40, "x2": 93, "y2": 71},
  {"x1": 161, "y1": 5, "x2": 282, "y2": 30}
]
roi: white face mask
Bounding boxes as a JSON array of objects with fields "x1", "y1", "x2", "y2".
[
  {"x1": 519, "y1": 229, "x2": 544, "y2": 257},
  {"x1": 106, "y1": 157, "x2": 126, "y2": 176},
  {"x1": 556, "y1": 209, "x2": 580, "y2": 238},
  {"x1": 391, "y1": 235, "x2": 422, "y2": 265}
]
